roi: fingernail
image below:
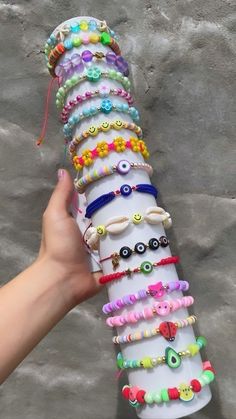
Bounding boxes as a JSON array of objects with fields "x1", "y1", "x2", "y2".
[{"x1": 57, "y1": 169, "x2": 65, "y2": 180}]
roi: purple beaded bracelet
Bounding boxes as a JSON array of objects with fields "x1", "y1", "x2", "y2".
[{"x1": 102, "y1": 280, "x2": 189, "y2": 314}]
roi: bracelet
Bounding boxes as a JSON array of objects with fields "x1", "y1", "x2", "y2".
[
  {"x1": 102, "y1": 280, "x2": 189, "y2": 314},
  {"x1": 99, "y1": 256, "x2": 179, "y2": 285},
  {"x1": 85, "y1": 207, "x2": 171, "y2": 250},
  {"x1": 99, "y1": 235, "x2": 168, "y2": 268},
  {"x1": 122, "y1": 361, "x2": 215, "y2": 408},
  {"x1": 61, "y1": 87, "x2": 134, "y2": 123},
  {"x1": 74, "y1": 160, "x2": 153, "y2": 194},
  {"x1": 56, "y1": 67, "x2": 131, "y2": 109},
  {"x1": 106, "y1": 296, "x2": 194, "y2": 327},
  {"x1": 63, "y1": 101, "x2": 140, "y2": 138},
  {"x1": 85, "y1": 184, "x2": 158, "y2": 219},
  {"x1": 72, "y1": 138, "x2": 149, "y2": 171},
  {"x1": 69, "y1": 120, "x2": 143, "y2": 152},
  {"x1": 117, "y1": 336, "x2": 207, "y2": 370},
  {"x1": 47, "y1": 33, "x2": 121, "y2": 76},
  {"x1": 112, "y1": 315, "x2": 197, "y2": 344},
  {"x1": 55, "y1": 51, "x2": 129, "y2": 78}
]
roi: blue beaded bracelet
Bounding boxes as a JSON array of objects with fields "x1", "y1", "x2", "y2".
[{"x1": 85, "y1": 183, "x2": 158, "y2": 218}]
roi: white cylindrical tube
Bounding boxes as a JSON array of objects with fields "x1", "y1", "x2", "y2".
[{"x1": 49, "y1": 16, "x2": 212, "y2": 419}]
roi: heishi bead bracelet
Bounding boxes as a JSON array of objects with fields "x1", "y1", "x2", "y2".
[
  {"x1": 56, "y1": 67, "x2": 131, "y2": 109},
  {"x1": 85, "y1": 207, "x2": 172, "y2": 250},
  {"x1": 85, "y1": 184, "x2": 158, "y2": 219},
  {"x1": 106, "y1": 296, "x2": 194, "y2": 327},
  {"x1": 61, "y1": 87, "x2": 134, "y2": 123},
  {"x1": 112, "y1": 315, "x2": 197, "y2": 344},
  {"x1": 122, "y1": 361, "x2": 215, "y2": 408},
  {"x1": 99, "y1": 256, "x2": 179, "y2": 285},
  {"x1": 72, "y1": 138, "x2": 149, "y2": 171},
  {"x1": 69, "y1": 120, "x2": 143, "y2": 152},
  {"x1": 102, "y1": 280, "x2": 189, "y2": 314},
  {"x1": 74, "y1": 160, "x2": 153, "y2": 193},
  {"x1": 63, "y1": 101, "x2": 140, "y2": 138},
  {"x1": 55, "y1": 51, "x2": 129, "y2": 78},
  {"x1": 117, "y1": 336, "x2": 207, "y2": 370}
]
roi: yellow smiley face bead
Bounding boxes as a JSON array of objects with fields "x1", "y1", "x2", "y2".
[
  {"x1": 132, "y1": 213, "x2": 143, "y2": 224},
  {"x1": 179, "y1": 384, "x2": 194, "y2": 402},
  {"x1": 96, "y1": 225, "x2": 106, "y2": 236}
]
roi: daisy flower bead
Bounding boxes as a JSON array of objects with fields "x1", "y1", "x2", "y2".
[
  {"x1": 96, "y1": 141, "x2": 109, "y2": 158},
  {"x1": 114, "y1": 137, "x2": 126, "y2": 152}
]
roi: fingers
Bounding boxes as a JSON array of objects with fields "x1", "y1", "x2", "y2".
[{"x1": 46, "y1": 169, "x2": 74, "y2": 218}]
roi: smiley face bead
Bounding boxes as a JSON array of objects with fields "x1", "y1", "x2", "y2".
[
  {"x1": 114, "y1": 119, "x2": 123, "y2": 129},
  {"x1": 140, "y1": 261, "x2": 153, "y2": 274},
  {"x1": 86, "y1": 66, "x2": 101, "y2": 82},
  {"x1": 88, "y1": 125, "x2": 98, "y2": 136},
  {"x1": 101, "y1": 121, "x2": 110, "y2": 131},
  {"x1": 132, "y1": 213, "x2": 143, "y2": 224},
  {"x1": 155, "y1": 301, "x2": 171, "y2": 316},
  {"x1": 96, "y1": 225, "x2": 106, "y2": 236},
  {"x1": 179, "y1": 384, "x2": 194, "y2": 402}
]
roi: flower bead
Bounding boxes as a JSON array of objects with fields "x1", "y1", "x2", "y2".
[
  {"x1": 97, "y1": 141, "x2": 109, "y2": 158},
  {"x1": 99, "y1": 85, "x2": 110, "y2": 97},
  {"x1": 82, "y1": 149, "x2": 93, "y2": 166},
  {"x1": 86, "y1": 66, "x2": 101, "y2": 82},
  {"x1": 130, "y1": 137, "x2": 141, "y2": 152},
  {"x1": 139, "y1": 140, "x2": 150, "y2": 159},
  {"x1": 101, "y1": 98, "x2": 113, "y2": 114},
  {"x1": 114, "y1": 137, "x2": 126, "y2": 152},
  {"x1": 72, "y1": 156, "x2": 83, "y2": 171}
]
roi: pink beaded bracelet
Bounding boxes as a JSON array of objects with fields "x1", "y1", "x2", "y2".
[
  {"x1": 106, "y1": 296, "x2": 194, "y2": 327},
  {"x1": 102, "y1": 280, "x2": 190, "y2": 314}
]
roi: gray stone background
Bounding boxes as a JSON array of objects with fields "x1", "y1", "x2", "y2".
[{"x1": 0, "y1": 0, "x2": 235, "y2": 418}]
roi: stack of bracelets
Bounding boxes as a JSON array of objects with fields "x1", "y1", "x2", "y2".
[{"x1": 44, "y1": 17, "x2": 215, "y2": 414}]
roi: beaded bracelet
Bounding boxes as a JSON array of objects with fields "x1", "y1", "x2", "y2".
[
  {"x1": 56, "y1": 51, "x2": 129, "y2": 78},
  {"x1": 122, "y1": 361, "x2": 215, "y2": 408},
  {"x1": 112, "y1": 315, "x2": 197, "y2": 344},
  {"x1": 117, "y1": 336, "x2": 207, "y2": 370},
  {"x1": 106, "y1": 296, "x2": 194, "y2": 327},
  {"x1": 61, "y1": 87, "x2": 134, "y2": 123},
  {"x1": 69, "y1": 120, "x2": 143, "y2": 153},
  {"x1": 74, "y1": 160, "x2": 153, "y2": 193},
  {"x1": 47, "y1": 33, "x2": 121, "y2": 76},
  {"x1": 99, "y1": 235, "x2": 168, "y2": 268},
  {"x1": 63, "y1": 101, "x2": 140, "y2": 138},
  {"x1": 102, "y1": 280, "x2": 189, "y2": 314},
  {"x1": 72, "y1": 138, "x2": 149, "y2": 171},
  {"x1": 56, "y1": 67, "x2": 131, "y2": 109},
  {"x1": 85, "y1": 207, "x2": 171, "y2": 250},
  {"x1": 99, "y1": 256, "x2": 179, "y2": 285},
  {"x1": 85, "y1": 184, "x2": 158, "y2": 219}
]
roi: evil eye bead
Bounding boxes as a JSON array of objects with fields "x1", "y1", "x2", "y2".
[
  {"x1": 96, "y1": 225, "x2": 106, "y2": 236},
  {"x1": 134, "y1": 242, "x2": 147, "y2": 254},
  {"x1": 140, "y1": 261, "x2": 153, "y2": 274},
  {"x1": 159, "y1": 236, "x2": 169, "y2": 247},
  {"x1": 132, "y1": 213, "x2": 143, "y2": 224},
  {"x1": 119, "y1": 246, "x2": 132, "y2": 259},
  {"x1": 101, "y1": 98, "x2": 113, "y2": 114},
  {"x1": 148, "y1": 238, "x2": 160, "y2": 250},
  {"x1": 117, "y1": 160, "x2": 131, "y2": 174},
  {"x1": 120, "y1": 184, "x2": 132, "y2": 196}
]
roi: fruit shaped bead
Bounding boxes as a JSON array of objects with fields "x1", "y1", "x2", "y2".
[
  {"x1": 165, "y1": 347, "x2": 182, "y2": 369},
  {"x1": 179, "y1": 383, "x2": 194, "y2": 402}
]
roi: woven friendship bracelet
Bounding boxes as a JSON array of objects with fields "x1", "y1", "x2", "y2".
[
  {"x1": 102, "y1": 280, "x2": 189, "y2": 314},
  {"x1": 112, "y1": 315, "x2": 197, "y2": 344},
  {"x1": 61, "y1": 86, "x2": 134, "y2": 123},
  {"x1": 99, "y1": 256, "x2": 179, "y2": 285},
  {"x1": 122, "y1": 361, "x2": 215, "y2": 408},
  {"x1": 72, "y1": 138, "x2": 149, "y2": 170},
  {"x1": 74, "y1": 160, "x2": 153, "y2": 193},
  {"x1": 85, "y1": 184, "x2": 158, "y2": 219},
  {"x1": 117, "y1": 336, "x2": 207, "y2": 370}
]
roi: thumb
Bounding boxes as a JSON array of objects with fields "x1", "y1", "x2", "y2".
[{"x1": 46, "y1": 169, "x2": 74, "y2": 216}]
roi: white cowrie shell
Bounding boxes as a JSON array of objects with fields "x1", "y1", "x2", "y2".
[
  {"x1": 105, "y1": 216, "x2": 130, "y2": 234},
  {"x1": 85, "y1": 227, "x2": 99, "y2": 250},
  {"x1": 163, "y1": 213, "x2": 172, "y2": 228},
  {"x1": 144, "y1": 206, "x2": 168, "y2": 224}
]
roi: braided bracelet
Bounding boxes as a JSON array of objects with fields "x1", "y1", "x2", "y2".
[
  {"x1": 117, "y1": 336, "x2": 207, "y2": 370},
  {"x1": 72, "y1": 138, "x2": 149, "y2": 171},
  {"x1": 74, "y1": 160, "x2": 153, "y2": 193},
  {"x1": 85, "y1": 184, "x2": 158, "y2": 219},
  {"x1": 63, "y1": 100, "x2": 140, "y2": 138},
  {"x1": 85, "y1": 207, "x2": 171, "y2": 250},
  {"x1": 99, "y1": 256, "x2": 179, "y2": 285},
  {"x1": 106, "y1": 296, "x2": 194, "y2": 327},
  {"x1": 56, "y1": 51, "x2": 129, "y2": 79},
  {"x1": 69, "y1": 120, "x2": 143, "y2": 152},
  {"x1": 112, "y1": 315, "x2": 197, "y2": 344},
  {"x1": 56, "y1": 67, "x2": 130, "y2": 109},
  {"x1": 61, "y1": 87, "x2": 134, "y2": 123},
  {"x1": 122, "y1": 361, "x2": 215, "y2": 408},
  {"x1": 102, "y1": 280, "x2": 189, "y2": 314}
]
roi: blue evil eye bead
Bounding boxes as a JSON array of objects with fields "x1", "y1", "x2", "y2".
[
  {"x1": 70, "y1": 21, "x2": 80, "y2": 32},
  {"x1": 134, "y1": 242, "x2": 147, "y2": 254},
  {"x1": 148, "y1": 238, "x2": 160, "y2": 250},
  {"x1": 86, "y1": 66, "x2": 101, "y2": 82},
  {"x1": 117, "y1": 160, "x2": 131, "y2": 174},
  {"x1": 101, "y1": 98, "x2": 113, "y2": 114},
  {"x1": 159, "y1": 236, "x2": 169, "y2": 247},
  {"x1": 120, "y1": 184, "x2": 132, "y2": 196},
  {"x1": 119, "y1": 246, "x2": 132, "y2": 259},
  {"x1": 89, "y1": 20, "x2": 97, "y2": 31},
  {"x1": 64, "y1": 39, "x2": 73, "y2": 50},
  {"x1": 140, "y1": 261, "x2": 153, "y2": 274}
]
